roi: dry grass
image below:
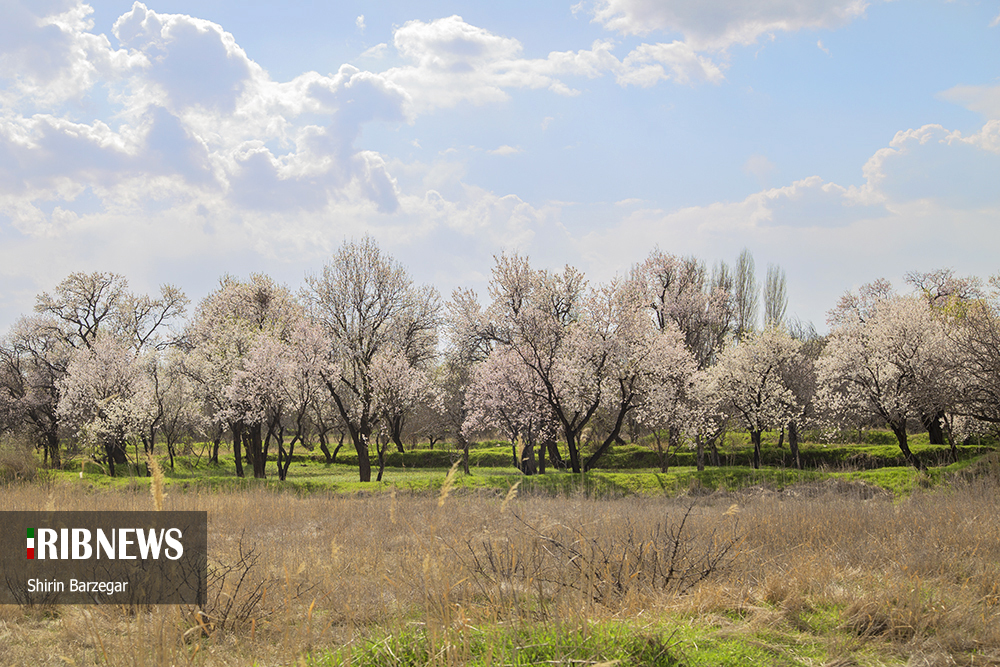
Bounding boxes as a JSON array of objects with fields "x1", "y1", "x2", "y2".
[
  {"x1": 2, "y1": 477, "x2": 1000, "y2": 665},
  {"x1": 0, "y1": 434, "x2": 39, "y2": 482}
]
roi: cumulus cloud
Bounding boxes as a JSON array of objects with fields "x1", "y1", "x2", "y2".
[
  {"x1": 379, "y1": 15, "x2": 724, "y2": 113},
  {"x1": 0, "y1": 0, "x2": 138, "y2": 108},
  {"x1": 381, "y1": 16, "x2": 595, "y2": 111},
  {"x1": 0, "y1": 2, "x2": 584, "y2": 329},
  {"x1": 0, "y1": 1, "x2": 419, "y2": 243},
  {"x1": 854, "y1": 122, "x2": 1000, "y2": 209},
  {"x1": 589, "y1": 0, "x2": 869, "y2": 50},
  {"x1": 113, "y1": 2, "x2": 257, "y2": 114}
]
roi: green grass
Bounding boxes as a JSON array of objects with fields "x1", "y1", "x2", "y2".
[
  {"x1": 35, "y1": 429, "x2": 1000, "y2": 501},
  {"x1": 311, "y1": 613, "x2": 899, "y2": 667},
  {"x1": 42, "y1": 456, "x2": 920, "y2": 500}
]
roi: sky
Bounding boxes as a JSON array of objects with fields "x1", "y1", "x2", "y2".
[{"x1": 0, "y1": 0, "x2": 998, "y2": 334}]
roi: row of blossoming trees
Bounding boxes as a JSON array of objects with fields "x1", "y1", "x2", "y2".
[{"x1": 1, "y1": 238, "x2": 999, "y2": 480}]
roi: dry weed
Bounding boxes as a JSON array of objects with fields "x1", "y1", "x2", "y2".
[{"x1": 0, "y1": 477, "x2": 999, "y2": 665}]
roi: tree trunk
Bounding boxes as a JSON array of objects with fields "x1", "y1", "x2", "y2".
[
  {"x1": 696, "y1": 433, "x2": 705, "y2": 472},
  {"x1": 459, "y1": 434, "x2": 470, "y2": 475},
  {"x1": 105, "y1": 438, "x2": 128, "y2": 477},
  {"x1": 751, "y1": 430, "x2": 762, "y2": 470},
  {"x1": 545, "y1": 438, "x2": 564, "y2": 469},
  {"x1": 231, "y1": 423, "x2": 244, "y2": 478},
  {"x1": 375, "y1": 437, "x2": 389, "y2": 482},
  {"x1": 318, "y1": 432, "x2": 333, "y2": 463},
  {"x1": 583, "y1": 400, "x2": 632, "y2": 472},
  {"x1": 356, "y1": 433, "x2": 372, "y2": 482},
  {"x1": 278, "y1": 436, "x2": 296, "y2": 481},
  {"x1": 325, "y1": 381, "x2": 372, "y2": 482},
  {"x1": 890, "y1": 421, "x2": 925, "y2": 470},
  {"x1": 922, "y1": 411, "x2": 946, "y2": 446},
  {"x1": 661, "y1": 426, "x2": 680, "y2": 474},
  {"x1": 391, "y1": 416, "x2": 405, "y2": 454},
  {"x1": 710, "y1": 427, "x2": 723, "y2": 467},
  {"x1": 788, "y1": 420, "x2": 801, "y2": 470},
  {"x1": 211, "y1": 438, "x2": 220, "y2": 465},
  {"x1": 520, "y1": 437, "x2": 536, "y2": 475},
  {"x1": 567, "y1": 431, "x2": 582, "y2": 473},
  {"x1": 106, "y1": 443, "x2": 116, "y2": 477},
  {"x1": 654, "y1": 430, "x2": 667, "y2": 473},
  {"x1": 247, "y1": 424, "x2": 266, "y2": 479},
  {"x1": 46, "y1": 431, "x2": 61, "y2": 469}
]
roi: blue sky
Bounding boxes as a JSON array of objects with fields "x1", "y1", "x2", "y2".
[{"x1": 1, "y1": 0, "x2": 998, "y2": 333}]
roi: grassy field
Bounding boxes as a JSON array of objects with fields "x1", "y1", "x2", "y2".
[
  {"x1": 4, "y1": 470, "x2": 1000, "y2": 666},
  {"x1": 29, "y1": 431, "x2": 993, "y2": 502},
  {"x1": 3, "y1": 433, "x2": 1000, "y2": 665}
]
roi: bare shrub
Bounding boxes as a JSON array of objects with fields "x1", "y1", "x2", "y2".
[
  {"x1": 453, "y1": 500, "x2": 742, "y2": 613},
  {"x1": 199, "y1": 533, "x2": 279, "y2": 634}
]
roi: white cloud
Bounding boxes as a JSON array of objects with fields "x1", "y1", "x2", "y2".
[
  {"x1": 589, "y1": 0, "x2": 870, "y2": 50},
  {"x1": 2, "y1": 1, "x2": 991, "y2": 339},
  {"x1": 0, "y1": 4, "x2": 581, "y2": 329},
  {"x1": 356, "y1": 15, "x2": 365, "y2": 32},
  {"x1": 379, "y1": 16, "x2": 722, "y2": 113},
  {"x1": 488, "y1": 145, "x2": 522, "y2": 156},
  {"x1": 359, "y1": 43, "x2": 388, "y2": 59},
  {"x1": 0, "y1": 1, "x2": 419, "y2": 246},
  {"x1": 381, "y1": 16, "x2": 594, "y2": 111},
  {"x1": 852, "y1": 122, "x2": 1000, "y2": 209},
  {"x1": 939, "y1": 84, "x2": 1000, "y2": 120},
  {"x1": 0, "y1": 0, "x2": 138, "y2": 108},
  {"x1": 618, "y1": 40, "x2": 724, "y2": 86}
]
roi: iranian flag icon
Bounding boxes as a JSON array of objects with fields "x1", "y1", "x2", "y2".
[{"x1": 27, "y1": 527, "x2": 34, "y2": 560}]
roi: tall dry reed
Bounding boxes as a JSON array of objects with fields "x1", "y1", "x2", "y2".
[{"x1": 1, "y1": 476, "x2": 999, "y2": 665}]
